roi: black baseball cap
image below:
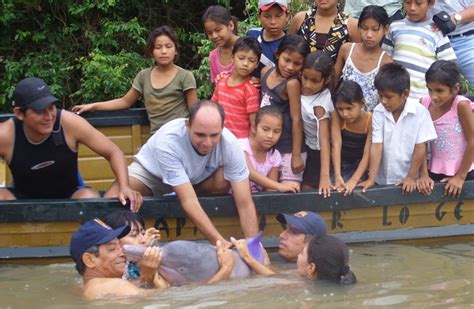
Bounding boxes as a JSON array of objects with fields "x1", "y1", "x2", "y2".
[{"x1": 12, "y1": 77, "x2": 59, "y2": 111}]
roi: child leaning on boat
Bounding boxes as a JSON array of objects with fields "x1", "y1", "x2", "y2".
[{"x1": 7, "y1": 4, "x2": 469, "y2": 200}]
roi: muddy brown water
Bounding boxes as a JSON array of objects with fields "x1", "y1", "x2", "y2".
[{"x1": 1, "y1": 241, "x2": 472, "y2": 308}]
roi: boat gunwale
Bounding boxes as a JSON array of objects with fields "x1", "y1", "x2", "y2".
[
  {"x1": 0, "y1": 181, "x2": 472, "y2": 223},
  {"x1": 0, "y1": 108, "x2": 149, "y2": 127}
]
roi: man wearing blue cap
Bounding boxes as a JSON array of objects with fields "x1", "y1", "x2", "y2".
[
  {"x1": 71, "y1": 218, "x2": 236, "y2": 299},
  {"x1": 276, "y1": 211, "x2": 327, "y2": 262},
  {"x1": 0, "y1": 77, "x2": 142, "y2": 209},
  {"x1": 70, "y1": 218, "x2": 172, "y2": 299}
]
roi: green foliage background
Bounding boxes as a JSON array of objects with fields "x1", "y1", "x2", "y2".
[
  {"x1": 1, "y1": 0, "x2": 472, "y2": 112},
  {"x1": 0, "y1": 0, "x2": 313, "y2": 112}
]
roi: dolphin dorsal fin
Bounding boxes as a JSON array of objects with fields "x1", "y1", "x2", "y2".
[{"x1": 246, "y1": 232, "x2": 264, "y2": 263}]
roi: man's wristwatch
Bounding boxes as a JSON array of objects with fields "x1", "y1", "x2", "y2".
[{"x1": 454, "y1": 14, "x2": 462, "y2": 25}]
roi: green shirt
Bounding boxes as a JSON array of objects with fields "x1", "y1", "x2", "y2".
[{"x1": 132, "y1": 66, "x2": 196, "y2": 134}]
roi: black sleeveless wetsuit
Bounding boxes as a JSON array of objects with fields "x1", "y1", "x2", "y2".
[{"x1": 9, "y1": 109, "x2": 81, "y2": 198}]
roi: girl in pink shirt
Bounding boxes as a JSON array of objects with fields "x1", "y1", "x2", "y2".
[
  {"x1": 241, "y1": 106, "x2": 300, "y2": 193},
  {"x1": 418, "y1": 60, "x2": 474, "y2": 197},
  {"x1": 203, "y1": 5, "x2": 239, "y2": 83}
]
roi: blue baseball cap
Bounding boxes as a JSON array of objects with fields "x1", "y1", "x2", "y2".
[
  {"x1": 277, "y1": 211, "x2": 327, "y2": 236},
  {"x1": 70, "y1": 219, "x2": 130, "y2": 264}
]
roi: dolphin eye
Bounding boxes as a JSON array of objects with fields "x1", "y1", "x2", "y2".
[{"x1": 178, "y1": 267, "x2": 186, "y2": 273}]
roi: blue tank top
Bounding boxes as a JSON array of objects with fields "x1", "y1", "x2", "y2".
[{"x1": 260, "y1": 68, "x2": 305, "y2": 154}]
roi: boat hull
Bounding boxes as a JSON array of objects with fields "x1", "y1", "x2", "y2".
[{"x1": 1, "y1": 181, "x2": 472, "y2": 263}]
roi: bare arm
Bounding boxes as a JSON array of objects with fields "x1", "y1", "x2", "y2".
[
  {"x1": 288, "y1": 11, "x2": 306, "y2": 35},
  {"x1": 230, "y1": 179, "x2": 259, "y2": 238},
  {"x1": 333, "y1": 43, "x2": 350, "y2": 82},
  {"x1": 442, "y1": 101, "x2": 474, "y2": 197},
  {"x1": 138, "y1": 247, "x2": 166, "y2": 288},
  {"x1": 245, "y1": 154, "x2": 299, "y2": 192},
  {"x1": 206, "y1": 240, "x2": 236, "y2": 284},
  {"x1": 347, "y1": 17, "x2": 361, "y2": 43},
  {"x1": 287, "y1": 79, "x2": 304, "y2": 174},
  {"x1": 331, "y1": 111, "x2": 344, "y2": 190},
  {"x1": 72, "y1": 88, "x2": 140, "y2": 114},
  {"x1": 417, "y1": 154, "x2": 434, "y2": 196},
  {"x1": 63, "y1": 111, "x2": 142, "y2": 208},
  {"x1": 359, "y1": 143, "x2": 383, "y2": 192},
  {"x1": 185, "y1": 88, "x2": 198, "y2": 109},
  {"x1": 316, "y1": 109, "x2": 331, "y2": 198},
  {"x1": 396, "y1": 143, "x2": 426, "y2": 194},
  {"x1": 249, "y1": 112, "x2": 256, "y2": 134},
  {"x1": 452, "y1": 5, "x2": 474, "y2": 24},
  {"x1": 0, "y1": 119, "x2": 14, "y2": 163},
  {"x1": 174, "y1": 182, "x2": 228, "y2": 245}
]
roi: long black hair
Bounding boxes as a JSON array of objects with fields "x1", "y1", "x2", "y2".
[{"x1": 307, "y1": 234, "x2": 357, "y2": 285}]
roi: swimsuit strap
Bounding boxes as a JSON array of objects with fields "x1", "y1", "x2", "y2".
[
  {"x1": 348, "y1": 42, "x2": 356, "y2": 59},
  {"x1": 365, "y1": 112, "x2": 372, "y2": 132},
  {"x1": 341, "y1": 117, "x2": 347, "y2": 131},
  {"x1": 376, "y1": 50, "x2": 386, "y2": 68}
]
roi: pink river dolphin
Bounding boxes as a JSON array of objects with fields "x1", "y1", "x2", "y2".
[{"x1": 123, "y1": 234, "x2": 265, "y2": 286}]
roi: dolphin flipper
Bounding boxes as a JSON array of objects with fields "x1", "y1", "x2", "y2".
[{"x1": 246, "y1": 232, "x2": 264, "y2": 264}]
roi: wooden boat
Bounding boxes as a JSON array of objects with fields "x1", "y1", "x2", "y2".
[
  {"x1": 1, "y1": 180, "x2": 473, "y2": 263},
  {"x1": 0, "y1": 109, "x2": 473, "y2": 263}
]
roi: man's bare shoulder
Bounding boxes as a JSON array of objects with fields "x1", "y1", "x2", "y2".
[
  {"x1": 60, "y1": 109, "x2": 102, "y2": 144},
  {"x1": 0, "y1": 118, "x2": 14, "y2": 158},
  {"x1": 61, "y1": 109, "x2": 92, "y2": 131},
  {"x1": 83, "y1": 277, "x2": 142, "y2": 300}
]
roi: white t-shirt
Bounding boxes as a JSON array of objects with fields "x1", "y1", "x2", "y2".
[
  {"x1": 134, "y1": 118, "x2": 249, "y2": 187},
  {"x1": 372, "y1": 99, "x2": 437, "y2": 185},
  {"x1": 301, "y1": 89, "x2": 334, "y2": 151}
]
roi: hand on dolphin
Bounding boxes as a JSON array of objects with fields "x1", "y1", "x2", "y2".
[
  {"x1": 230, "y1": 237, "x2": 275, "y2": 276},
  {"x1": 144, "y1": 228, "x2": 161, "y2": 245},
  {"x1": 216, "y1": 240, "x2": 236, "y2": 271},
  {"x1": 206, "y1": 240, "x2": 236, "y2": 284},
  {"x1": 138, "y1": 246, "x2": 162, "y2": 287}
]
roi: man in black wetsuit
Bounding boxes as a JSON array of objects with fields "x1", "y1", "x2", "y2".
[{"x1": 0, "y1": 77, "x2": 142, "y2": 209}]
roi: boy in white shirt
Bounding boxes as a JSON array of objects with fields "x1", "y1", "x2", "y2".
[{"x1": 359, "y1": 63, "x2": 437, "y2": 194}]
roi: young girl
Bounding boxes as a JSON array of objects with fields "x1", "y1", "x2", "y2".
[
  {"x1": 289, "y1": 0, "x2": 360, "y2": 60},
  {"x1": 300, "y1": 51, "x2": 334, "y2": 198},
  {"x1": 260, "y1": 35, "x2": 310, "y2": 190},
  {"x1": 241, "y1": 105, "x2": 300, "y2": 193},
  {"x1": 331, "y1": 80, "x2": 372, "y2": 196},
  {"x1": 334, "y1": 5, "x2": 392, "y2": 111},
  {"x1": 203, "y1": 5, "x2": 240, "y2": 84},
  {"x1": 231, "y1": 234, "x2": 357, "y2": 285},
  {"x1": 418, "y1": 60, "x2": 474, "y2": 198},
  {"x1": 102, "y1": 210, "x2": 162, "y2": 282},
  {"x1": 72, "y1": 26, "x2": 197, "y2": 135}
]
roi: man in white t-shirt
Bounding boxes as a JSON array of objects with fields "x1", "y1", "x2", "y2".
[{"x1": 107, "y1": 100, "x2": 259, "y2": 247}]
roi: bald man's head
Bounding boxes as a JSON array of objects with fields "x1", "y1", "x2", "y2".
[{"x1": 188, "y1": 100, "x2": 225, "y2": 127}]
